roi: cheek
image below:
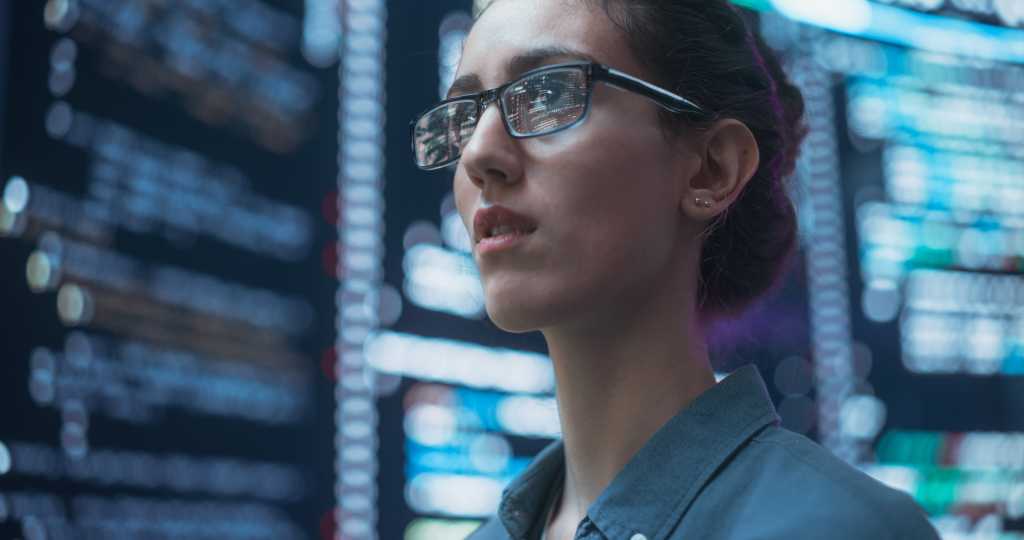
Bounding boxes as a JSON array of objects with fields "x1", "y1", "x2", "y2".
[
  {"x1": 533, "y1": 175, "x2": 675, "y2": 305},
  {"x1": 530, "y1": 123, "x2": 681, "y2": 285},
  {"x1": 453, "y1": 171, "x2": 475, "y2": 232},
  {"x1": 539, "y1": 134, "x2": 677, "y2": 247}
]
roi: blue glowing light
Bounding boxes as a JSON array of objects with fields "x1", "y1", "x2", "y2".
[{"x1": 763, "y1": 0, "x2": 1024, "y2": 64}]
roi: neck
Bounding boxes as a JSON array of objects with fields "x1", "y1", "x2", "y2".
[{"x1": 540, "y1": 274, "x2": 717, "y2": 530}]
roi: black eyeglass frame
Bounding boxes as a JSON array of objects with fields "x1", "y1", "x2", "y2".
[{"x1": 410, "y1": 61, "x2": 710, "y2": 171}]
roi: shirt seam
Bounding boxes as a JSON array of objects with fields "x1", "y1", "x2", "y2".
[{"x1": 751, "y1": 436, "x2": 926, "y2": 538}]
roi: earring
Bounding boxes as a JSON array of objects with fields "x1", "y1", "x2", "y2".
[{"x1": 695, "y1": 197, "x2": 713, "y2": 208}]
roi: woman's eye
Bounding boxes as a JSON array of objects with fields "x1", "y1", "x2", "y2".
[
  {"x1": 530, "y1": 84, "x2": 566, "y2": 111},
  {"x1": 541, "y1": 87, "x2": 562, "y2": 103}
]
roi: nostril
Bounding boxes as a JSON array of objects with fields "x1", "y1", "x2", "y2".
[
  {"x1": 467, "y1": 172, "x2": 487, "y2": 189},
  {"x1": 485, "y1": 168, "x2": 508, "y2": 182}
]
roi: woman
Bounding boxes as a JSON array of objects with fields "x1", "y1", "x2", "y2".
[{"x1": 411, "y1": 1, "x2": 941, "y2": 538}]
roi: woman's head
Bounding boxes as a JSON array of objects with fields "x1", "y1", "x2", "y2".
[
  {"x1": 583, "y1": 0, "x2": 809, "y2": 322},
  {"x1": 448, "y1": 0, "x2": 806, "y2": 333}
]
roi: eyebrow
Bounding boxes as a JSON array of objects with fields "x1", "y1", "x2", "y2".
[{"x1": 445, "y1": 45, "x2": 599, "y2": 99}]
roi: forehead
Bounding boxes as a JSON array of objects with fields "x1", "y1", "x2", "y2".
[{"x1": 457, "y1": 0, "x2": 639, "y2": 85}]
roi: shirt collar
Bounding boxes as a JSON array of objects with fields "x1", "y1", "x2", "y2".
[
  {"x1": 497, "y1": 364, "x2": 781, "y2": 540},
  {"x1": 497, "y1": 436, "x2": 565, "y2": 540}
]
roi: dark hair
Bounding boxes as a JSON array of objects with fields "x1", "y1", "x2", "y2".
[{"x1": 584, "y1": 0, "x2": 808, "y2": 322}]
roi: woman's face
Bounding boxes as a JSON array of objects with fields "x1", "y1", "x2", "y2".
[{"x1": 453, "y1": 0, "x2": 702, "y2": 333}]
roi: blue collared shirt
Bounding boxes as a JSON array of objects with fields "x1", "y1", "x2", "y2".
[{"x1": 468, "y1": 365, "x2": 941, "y2": 540}]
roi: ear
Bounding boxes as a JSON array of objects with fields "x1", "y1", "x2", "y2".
[{"x1": 679, "y1": 119, "x2": 759, "y2": 222}]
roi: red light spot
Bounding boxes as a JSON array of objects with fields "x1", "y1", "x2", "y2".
[
  {"x1": 322, "y1": 189, "x2": 340, "y2": 225},
  {"x1": 322, "y1": 243, "x2": 342, "y2": 278},
  {"x1": 319, "y1": 507, "x2": 337, "y2": 540},
  {"x1": 321, "y1": 347, "x2": 337, "y2": 382}
]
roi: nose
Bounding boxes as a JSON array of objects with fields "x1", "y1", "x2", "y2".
[{"x1": 459, "y1": 101, "x2": 524, "y2": 190}]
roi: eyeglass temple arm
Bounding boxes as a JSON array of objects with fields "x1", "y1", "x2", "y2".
[{"x1": 598, "y1": 66, "x2": 708, "y2": 116}]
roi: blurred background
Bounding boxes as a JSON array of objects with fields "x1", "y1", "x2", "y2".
[{"x1": 0, "y1": 0, "x2": 1021, "y2": 539}]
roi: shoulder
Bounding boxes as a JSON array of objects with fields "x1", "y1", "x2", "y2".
[
  {"x1": 465, "y1": 515, "x2": 507, "y2": 540},
  {"x1": 718, "y1": 426, "x2": 940, "y2": 539}
]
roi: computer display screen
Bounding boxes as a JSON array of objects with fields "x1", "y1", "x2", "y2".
[{"x1": 0, "y1": 1, "x2": 337, "y2": 538}]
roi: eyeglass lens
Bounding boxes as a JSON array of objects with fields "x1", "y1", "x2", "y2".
[
  {"x1": 413, "y1": 100, "x2": 477, "y2": 169},
  {"x1": 413, "y1": 66, "x2": 589, "y2": 169},
  {"x1": 503, "y1": 67, "x2": 588, "y2": 135}
]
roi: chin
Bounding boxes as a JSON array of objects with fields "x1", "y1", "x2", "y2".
[
  {"x1": 484, "y1": 300, "x2": 542, "y2": 334},
  {"x1": 483, "y1": 287, "x2": 586, "y2": 335},
  {"x1": 481, "y1": 271, "x2": 595, "y2": 333},
  {"x1": 481, "y1": 280, "x2": 558, "y2": 333}
]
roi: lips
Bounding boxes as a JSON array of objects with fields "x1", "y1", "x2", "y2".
[{"x1": 473, "y1": 205, "x2": 538, "y2": 245}]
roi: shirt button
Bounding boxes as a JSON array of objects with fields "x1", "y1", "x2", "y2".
[{"x1": 630, "y1": 534, "x2": 648, "y2": 540}]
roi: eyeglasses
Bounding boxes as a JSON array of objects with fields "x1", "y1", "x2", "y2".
[{"x1": 410, "y1": 61, "x2": 709, "y2": 171}]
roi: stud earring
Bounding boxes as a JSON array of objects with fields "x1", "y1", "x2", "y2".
[{"x1": 695, "y1": 197, "x2": 713, "y2": 208}]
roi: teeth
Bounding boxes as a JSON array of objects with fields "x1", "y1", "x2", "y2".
[{"x1": 488, "y1": 225, "x2": 524, "y2": 238}]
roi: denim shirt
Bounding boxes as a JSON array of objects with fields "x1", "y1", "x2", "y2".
[{"x1": 467, "y1": 365, "x2": 941, "y2": 540}]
